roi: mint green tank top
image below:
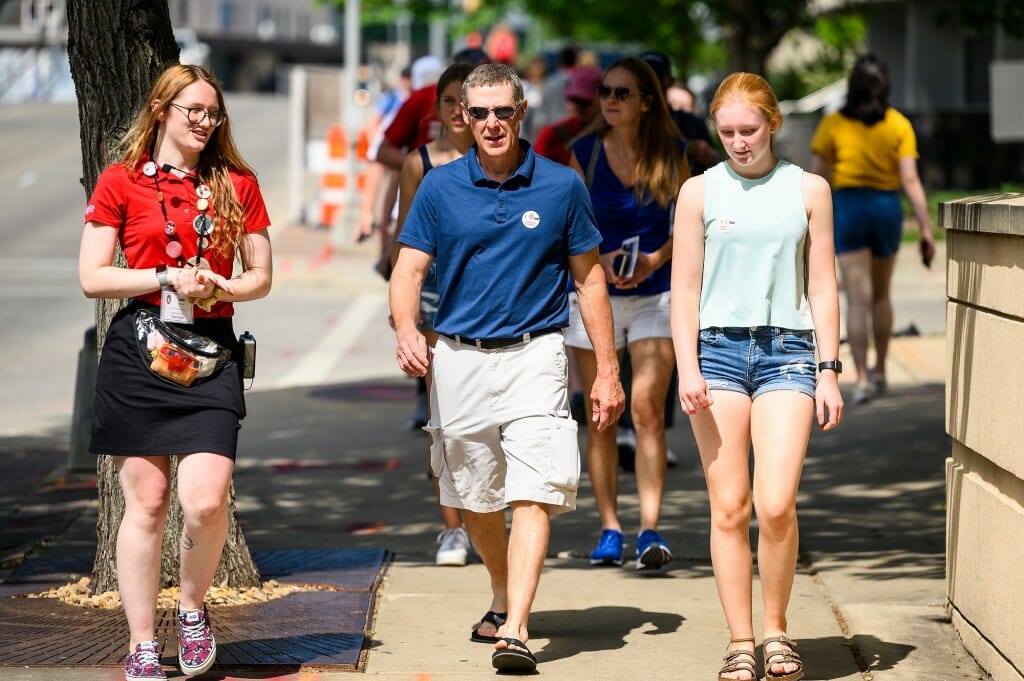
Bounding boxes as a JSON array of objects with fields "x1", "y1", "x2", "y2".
[{"x1": 699, "y1": 159, "x2": 813, "y2": 330}]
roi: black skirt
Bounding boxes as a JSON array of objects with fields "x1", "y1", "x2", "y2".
[{"x1": 89, "y1": 301, "x2": 246, "y2": 459}]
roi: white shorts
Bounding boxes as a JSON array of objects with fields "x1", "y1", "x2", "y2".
[
  {"x1": 426, "y1": 331, "x2": 580, "y2": 517},
  {"x1": 564, "y1": 290, "x2": 671, "y2": 350}
]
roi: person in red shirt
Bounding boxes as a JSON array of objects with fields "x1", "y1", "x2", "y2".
[
  {"x1": 533, "y1": 66, "x2": 603, "y2": 166},
  {"x1": 79, "y1": 64, "x2": 272, "y2": 681},
  {"x1": 376, "y1": 48, "x2": 491, "y2": 172}
]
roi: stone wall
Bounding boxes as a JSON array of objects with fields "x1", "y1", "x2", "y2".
[{"x1": 943, "y1": 193, "x2": 1024, "y2": 681}]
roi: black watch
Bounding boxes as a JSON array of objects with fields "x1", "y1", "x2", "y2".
[{"x1": 817, "y1": 359, "x2": 843, "y2": 374}]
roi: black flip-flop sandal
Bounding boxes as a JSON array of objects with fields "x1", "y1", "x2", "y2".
[
  {"x1": 491, "y1": 637, "x2": 537, "y2": 673},
  {"x1": 470, "y1": 610, "x2": 507, "y2": 643}
]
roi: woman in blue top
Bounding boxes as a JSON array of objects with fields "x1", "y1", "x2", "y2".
[
  {"x1": 671, "y1": 72, "x2": 844, "y2": 681},
  {"x1": 567, "y1": 56, "x2": 689, "y2": 571}
]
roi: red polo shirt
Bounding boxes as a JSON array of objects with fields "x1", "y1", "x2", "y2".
[
  {"x1": 383, "y1": 84, "x2": 440, "y2": 150},
  {"x1": 84, "y1": 158, "x2": 270, "y2": 317}
]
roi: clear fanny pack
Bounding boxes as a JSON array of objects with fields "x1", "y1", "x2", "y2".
[{"x1": 134, "y1": 309, "x2": 233, "y2": 387}]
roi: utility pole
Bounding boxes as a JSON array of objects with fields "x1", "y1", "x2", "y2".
[{"x1": 332, "y1": 0, "x2": 362, "y2": 246}]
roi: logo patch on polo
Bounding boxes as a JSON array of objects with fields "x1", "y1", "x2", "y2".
[{"x1": 521, "y1": 210, "x2": 540, "y2": 229}]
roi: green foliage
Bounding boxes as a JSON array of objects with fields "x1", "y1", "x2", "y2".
[
  {"x1": 329, "y1": 0, "x2": 723, "y2": 76},
  {"x1": 767, "y1": 13, "x2": 864, "y2": 101},
  {"x1": 815, "y1": 14, "x2": 865, "y2": 63},
  {"x1": 519, "y1": 0, "x2": 720, "y2": 75},
  {"x1": 330, "y1": 0, "x2": 825, "y2": 81}
]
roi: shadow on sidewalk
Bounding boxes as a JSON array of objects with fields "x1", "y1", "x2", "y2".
[
  {"x1": 800, "y1": 382, "x2": 948, "y2": 580},
  {"x1": 529, "y1": 605, "x2": 684, "y2": 662}
]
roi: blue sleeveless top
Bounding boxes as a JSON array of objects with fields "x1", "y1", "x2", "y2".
[{"x1": 572, "y1": 134, "x2": 683, "y2": 297}]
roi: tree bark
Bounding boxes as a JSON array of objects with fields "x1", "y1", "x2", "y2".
[{"x1": 67, "y1": 0, "x2": 260, "y2": 594}]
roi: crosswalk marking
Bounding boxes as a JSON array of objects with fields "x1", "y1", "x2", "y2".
[{"x1": 272, "y1": 292, "x2": 385, "y2": 389}]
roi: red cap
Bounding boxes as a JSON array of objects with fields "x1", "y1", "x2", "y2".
[{"x1": 565, "y1": 66, "x2": 603, "y2": 102}]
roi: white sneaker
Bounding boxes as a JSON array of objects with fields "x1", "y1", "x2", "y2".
[
  {"x1": 666, "y1": 447, "x2": 679, "y2": 468},
  {"x1": 852, "y1": 382, "x2": 875, "y2": 405},
  {"x1": 868, "y1": 368, "x2": 887, "y2": 395},
  {"x1": 616, "y1": 427, "x2": 637, "y2": 450},
  {"x1": 435, "y1": 527, "x2": 470, "y2": 566}
]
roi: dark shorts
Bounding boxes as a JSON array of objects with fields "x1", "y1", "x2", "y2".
[
  {"x1": 698, "y1": 326, "x2": 817, "y2": 400},
  {"x1": 833, "y1": 188, "x2": 903, "y2": 257},
  {"x1": 89, "y1": 301, "x2": 245, "y2": 459}
]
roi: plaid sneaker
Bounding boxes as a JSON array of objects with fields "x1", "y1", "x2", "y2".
[
  {"x1": 177, "y1": 604, "x2": 217, "y2": 676},
  {"x1": 124, "y1": 640, "x2": 165, "y2": 681}
]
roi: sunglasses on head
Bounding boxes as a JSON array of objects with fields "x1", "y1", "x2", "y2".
[
  {"x1": 466, "y1": 105, "x2": 518, "y2": 120},
  {"x1": 597, "y1": 85, "x2": 634, "y2": 101}
]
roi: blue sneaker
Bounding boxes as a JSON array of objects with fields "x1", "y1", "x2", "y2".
[
  {"x1": 635, "y1": 529, "x2": 672, "y2": 570},
  {"x1": 589, "y1": 529, "x2": 624, "y2": 566}
]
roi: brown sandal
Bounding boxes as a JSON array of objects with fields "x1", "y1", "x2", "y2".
[
  {"x1": 718, "y1": 637, "x2": 756, "y2": 681},
  {"x1": 763, "y1": 635, "x2": 804, "y2": 681}
]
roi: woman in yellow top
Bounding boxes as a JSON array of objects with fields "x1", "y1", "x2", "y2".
[{"x1": 810, "y1": 54, "x2": 935, "y2": 404}]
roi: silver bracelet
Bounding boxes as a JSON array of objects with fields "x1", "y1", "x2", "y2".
[{"x1": 155, "y1": 265, "x2": 170, "y2": 289}]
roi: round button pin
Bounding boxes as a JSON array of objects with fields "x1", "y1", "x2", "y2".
[{"x1": 193, "y1": 213, "x2": 213, "y2": 236}]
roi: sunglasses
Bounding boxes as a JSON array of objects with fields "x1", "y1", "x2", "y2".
[
  {"x1": 466, "y1": 105, "x2": 518, "y2": 121},
  {"x1": 597, "y1": 85, "x2": 634, "y2": 101}
]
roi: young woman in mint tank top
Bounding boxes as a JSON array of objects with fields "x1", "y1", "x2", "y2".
[{"x1": 670, "y1": 72, "x2": 844, "y2": 681}]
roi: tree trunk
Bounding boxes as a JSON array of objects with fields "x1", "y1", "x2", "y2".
[
  {"x1": 719, "y1": 0, "x2": 812, "y2": 75},
  {"x1": 67, "y1": 0, "x2": 260, "y2": 594}
]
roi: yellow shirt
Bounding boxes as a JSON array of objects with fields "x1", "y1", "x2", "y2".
[{"x1": 810, "y1": 108, "x2": 918, "y2": 191}]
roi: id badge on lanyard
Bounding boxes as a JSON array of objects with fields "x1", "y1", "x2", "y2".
[{"x1": 160, "y1": 287, "x2": 194, "y2": 324}]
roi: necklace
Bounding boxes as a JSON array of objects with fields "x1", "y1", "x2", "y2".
[{"x1": 142, "y1": 160, "x2": 215, "y2": 268}]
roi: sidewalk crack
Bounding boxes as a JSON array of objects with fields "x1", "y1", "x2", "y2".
[{"x1": 800, "y1": 553, "x2": 874, "y2": 680}]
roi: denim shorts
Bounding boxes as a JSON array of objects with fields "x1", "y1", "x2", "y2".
[
  {"x1": 833, "y1": 188, "x2": 903, "y2": 257},
  {"x1": 698, "y1": 326, "x2": 817, "y2": 400}
]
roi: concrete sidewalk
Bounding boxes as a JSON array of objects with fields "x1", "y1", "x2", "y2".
[{"x1": 0, "y1": 229, "x2": 989, "y2": 680}]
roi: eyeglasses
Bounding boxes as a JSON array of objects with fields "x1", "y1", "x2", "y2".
[
  {"x1": 466, "y1": 105, "x2": 518, "y2": 121},
  {"x1": 597, "y1": 85, "x2": 634, "y2": 101},
  {"x1": 169, "y1": 102, "x2": 226, "y2": 127}
]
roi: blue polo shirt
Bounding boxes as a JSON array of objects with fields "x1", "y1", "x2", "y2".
[{"x1": 398, "y1": 141, "x2": 602, "y2": 338}]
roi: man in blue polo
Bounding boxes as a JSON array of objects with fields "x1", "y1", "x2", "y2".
[{"x1": 390, "y1": 62, "x2": 623, "y2": 674}]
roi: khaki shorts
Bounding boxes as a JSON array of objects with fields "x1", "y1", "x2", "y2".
[
  {"x1": 564, "y1": 290, "x2": 671, "y2": 350},
  {"x1": 426, "y1": 331, "x2": 580, "y2": 516}
]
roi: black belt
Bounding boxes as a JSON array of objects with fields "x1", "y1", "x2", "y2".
[{"x1": 444, "y1": 327, "x2": 561, "y2": 350}]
